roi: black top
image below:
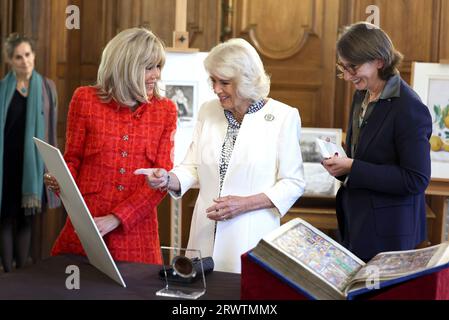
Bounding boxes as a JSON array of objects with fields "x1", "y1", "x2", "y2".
[{"x1": 1, "y1": 90, "x2": 27, "y2": 212}]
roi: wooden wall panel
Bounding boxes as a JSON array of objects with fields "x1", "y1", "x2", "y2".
[
  {"x1": 274, "y1": 89, "x2": 319, "y2": 125},
  {"x1": 244, "y1": 0, "x2": 315, "y2": 60},
  {"x1": 0, "y1": 0, "x2": 13, "y2": 76},
  {"x1": 233, "y1": 0, "x2": 339, "y2": 128},
  {"x1": 51, "y1": 0, "x2": 70, "y2": 144},
  {"x1": 440, "y1": 0, "x2": 449, "y2": 61},
  {"x1": 117, "y1": 0, "x2": 175, "y2": 45},
  {"x1": 81, "y1": 1, "x2": 108, "y2": 66},
  {"x1": 188, "y1": 0, "x2": 220, "y2": 51},
  {"x1": 114, "y1": 0, "x2": 220, "y2": 51}
]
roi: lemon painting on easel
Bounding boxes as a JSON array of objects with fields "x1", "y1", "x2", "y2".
[
  {"x1": 430, "y1": 104, "x2": 449, "y2": 153},
  {"x1": 411, "y1": 62, "x2": 449, "y2": 179}
]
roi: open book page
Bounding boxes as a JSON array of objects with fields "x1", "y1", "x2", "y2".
[
  {"x1": 265, "y1": 219, "x2": 365, "y2": 293},
  {"x1": 349, "y1": 242, "x2": 449, "y2": 286},
  {"x1": 315, "y1": 137, "x2": 347, "y2": 159}
]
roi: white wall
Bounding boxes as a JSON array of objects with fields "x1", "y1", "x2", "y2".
[{"x1": 161, "y1": 52, "x2": 216, "y2": 165}]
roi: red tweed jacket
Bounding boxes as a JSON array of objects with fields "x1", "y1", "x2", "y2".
[{"x1": 51, "y1": 86, "x2": 177, "y2": 264}]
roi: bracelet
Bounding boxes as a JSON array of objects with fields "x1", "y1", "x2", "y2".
[{"x1": 160, "y1": 173, "x2": 171, "y2": 192}]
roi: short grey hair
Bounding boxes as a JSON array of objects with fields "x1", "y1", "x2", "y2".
[
  {"x1": 337, "y1": 22, "x2": 403, "y2": 80},
  {"x1": 204, "y1": 38, "x2": 270, "y2": 101},
  {"x1": 96, "y1": 27, "x2": 165, "y2": 106},
  {"x1": 3, "y1": 33, "x2": 35, "y2": 61}
]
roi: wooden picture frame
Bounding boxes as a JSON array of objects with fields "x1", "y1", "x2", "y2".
[{"x1": 412, "y1": 62, "x2": 449, "y2": 180}]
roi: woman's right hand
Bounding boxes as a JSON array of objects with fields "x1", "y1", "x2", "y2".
[
  {"x1": 44, "y1": 173, "x2": 61, "y2": 194},
  {"x1": 134, "y1": 168, "x2": 169, "y2": 190}
]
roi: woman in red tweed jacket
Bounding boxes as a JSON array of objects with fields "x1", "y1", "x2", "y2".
[{"x1": 44, "y1": 27, "x2": 177, "y2": 264}]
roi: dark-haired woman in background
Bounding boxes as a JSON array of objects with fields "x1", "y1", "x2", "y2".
[
  {"x1": 0, "y1": 33, "x2": 59, "y2": 272},
  {"x1": 322, "y1": 22, "x2": 432, "y2": 261}
]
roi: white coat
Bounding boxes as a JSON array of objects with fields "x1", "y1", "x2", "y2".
[{"x1": 171, "y1": 98, "x2": 305, "y2": 273}]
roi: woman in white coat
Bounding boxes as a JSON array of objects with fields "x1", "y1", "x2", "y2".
[{"x1": 137, "y1": 38, "x2": 306, "y2": 273}]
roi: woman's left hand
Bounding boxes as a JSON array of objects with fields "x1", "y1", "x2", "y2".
[
  {"x1": 206, "y1": 196, "x2": 249, "y2": 221},
  {"x1": 322, "y1": 155, "x2": 354, "y2": 177},
  {"x1": 94, "y1": 214, "x2": 121, "y2": 236}
]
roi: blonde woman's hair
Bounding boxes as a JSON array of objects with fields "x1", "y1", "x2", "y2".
[
  {"x1": 96, "y1": 27, "x2": 165, "y2": 106},
  {"x1": 204, "y1": 38, "x2": 270, "y2": 102}
]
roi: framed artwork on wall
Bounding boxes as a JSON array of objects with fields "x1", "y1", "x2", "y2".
[
  {"x1": 163, "y1": 81, "x2": 197, "y2": 123},
  {"x1": 300, "y1": 128, "x2": 343, "y2": 197},
  {"x1": 412, "y1": 62, "x2": 449, "y2": 181}
]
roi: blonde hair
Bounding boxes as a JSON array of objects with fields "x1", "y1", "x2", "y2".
[
  {"x1": 204, "y1": 38, "x2": 270, "y2": 101},
  {"x1": 96, "y1": 27, "x2": 165, "y2": 106}
]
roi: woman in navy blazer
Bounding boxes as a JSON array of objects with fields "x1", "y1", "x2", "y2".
[{"x1": 323, "y1": 22, "x2": 432, "y2": 261}]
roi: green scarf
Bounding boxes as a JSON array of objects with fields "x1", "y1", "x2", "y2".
[{"x1": 0, "y1": 70, "x2": 45, "y2": 215}]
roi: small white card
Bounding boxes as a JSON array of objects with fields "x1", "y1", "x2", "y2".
[{"x1": 315, "y1": 137, "x2": 347, "y2": 159}]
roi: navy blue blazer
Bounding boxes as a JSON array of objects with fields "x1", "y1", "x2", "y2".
[{"x1": 336, "y1": 78, "x2": 432, "y2": 261}]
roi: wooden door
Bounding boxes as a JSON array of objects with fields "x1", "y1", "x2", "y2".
[{"x1": 231, "y1": 0, "x2": 340, "y2": 128}]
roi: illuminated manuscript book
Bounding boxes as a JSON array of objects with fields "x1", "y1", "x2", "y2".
[{"x1": 248, "y1": 218, "x2": 449, "y2": 300}]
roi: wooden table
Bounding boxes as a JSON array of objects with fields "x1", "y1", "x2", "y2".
[{"x1": 283, "y1": 179, "x2": 449, "y2": 245}]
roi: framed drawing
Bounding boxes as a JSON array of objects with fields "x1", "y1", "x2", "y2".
[
  {"x1": 162, "y1": 52, "x2": 215, "y2": 166},
  {"x1": 163, "y1": 80, "x2": 198, "y2": 123},
  {"x1": 412, "y1": 62, "x2": 449, "y2": 180},
  {"x1": 300, "y1": 128, "x2": 343, "y2": 197}
]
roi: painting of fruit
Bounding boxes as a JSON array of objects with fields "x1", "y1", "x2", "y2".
[
  {"x1": 431, "y1": 104, "x2": 449, "y2": 153},
  {"x1": 433, "y1": 104, "x2": 449, "y2": 131},
  {"x1": 427, "y1": 79, "x2": 449, "y2": 163},
  {"x1": 412, "y1": 62, "x2": 449, "y2": 179}
]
